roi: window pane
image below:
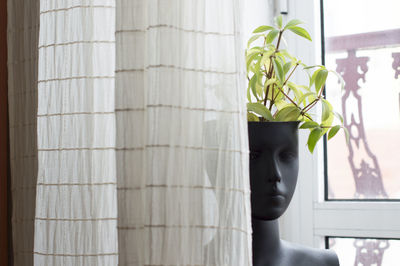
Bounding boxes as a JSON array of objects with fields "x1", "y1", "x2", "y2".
[
  {"x1": 324, "y1": 0, "x2": 400, "y2": 199},
  {"x1": 328, "y1": 237, "x2": 400, "y2": 265}
]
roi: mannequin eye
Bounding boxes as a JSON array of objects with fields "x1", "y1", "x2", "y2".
[
  {"x1": 250, "y1": 151, "x2": 260, "y2": 160},
  {"x1": 279, "y1": 150, "x2": 297, "y2": 162}
]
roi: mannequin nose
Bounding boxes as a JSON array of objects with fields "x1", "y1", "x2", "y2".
[
  {"x1": 267, "y1": 158, "x2": 282, "y2": 183},
  {"x1": 268, "y1": 174, "x2": 281, "y2": 183}
]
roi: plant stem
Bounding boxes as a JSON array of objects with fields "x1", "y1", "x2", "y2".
[
  {"x1": 301, "y1": 79, "x2": 325, "y2": 116},
  {"x1": 301, "y1": 98, "x2": 320, "y2": 114},
  {"x1": 302, "y1": 98, "x2": 317, "y2": 111},
  {"x1": 282, "y1": 63, "x2": 299, "y2": 87},
  {"x1": 275, "y1": 86, "x2": 298, "y2": 107},
  {"x1": 276, "y1": 30, "x2": 283, "y2": 51},
  {"x1": 265, "y1": 84, "x2": 270, "y2": 107},
  {"x1": 268, "y1": 84, "x2": 275, "y2": 110},
  {"x1": 263, "y1": 31, "x2": 284, "y2": 108},
  {"x1": 318, "y1": 84, "x2": 324, "y2": 98},
  {"x1": 271, "y1": 63, "x2": 299, "y2": 104}
]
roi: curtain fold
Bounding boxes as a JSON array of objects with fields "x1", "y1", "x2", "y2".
[
  {"x1": 8, "y1": 0, "x2": 252, "y2": 265},
  {"x1": 7, "y1": 0, "x2": 40, "y2": 265}
]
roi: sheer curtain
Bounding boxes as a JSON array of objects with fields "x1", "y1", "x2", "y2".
[
  {"x1": 115, "y1": 0, "x2": 251, "y2": 265},
  {"x1": 33, "y1": 1, "x2": 118, "y2": 265},
  {"x1": 8, "y1": 0, "x2": 252, "y2": 265}
]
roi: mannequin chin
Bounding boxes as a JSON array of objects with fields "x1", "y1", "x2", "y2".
[{"x1": 248, "y1": 122, "x2": 339, "y2": 266}]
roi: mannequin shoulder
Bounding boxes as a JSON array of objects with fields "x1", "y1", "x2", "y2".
[{"x1": 282, "y1": 240, "x2": 340, "y2": 266}]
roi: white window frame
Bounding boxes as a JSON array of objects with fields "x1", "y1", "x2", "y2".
[{"x1": 279, "y1": 0, "x2": 400, "y2": 252}]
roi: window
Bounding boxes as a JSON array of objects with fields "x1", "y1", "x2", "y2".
[
  {"x1": 280, "y1": 1, "x2": 400, "y2": 265},
  {"x1": 322, "y1": 0, "x2": 400, "y2": 264},
  {"x1": 324, "y1": 0, "x2": 400, "y2": 200}
]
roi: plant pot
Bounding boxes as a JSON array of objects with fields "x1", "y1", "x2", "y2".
[{"x1": 248, "y1": 121, "x2": 300, "y2": 220}]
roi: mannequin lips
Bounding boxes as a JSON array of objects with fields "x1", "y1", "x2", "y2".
[
  {"x1": 252, "y1": 191, "x2": 286, "y2": 207},
  {"x1": 266, "y1": 186, "x2": 286, "y2": 199},
  {"x1": 266, "y1": 193, "x2": 285, "y2": 203},
  {"x1": 267, "y1": 192, "x2": 285, "y2": 198}
]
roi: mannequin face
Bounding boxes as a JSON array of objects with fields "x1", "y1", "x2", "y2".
[{"x1": 248, "y1": 122, "x2": 299, "y2": 220}]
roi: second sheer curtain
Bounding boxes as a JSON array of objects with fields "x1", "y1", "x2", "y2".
[{"x1": 115, "y1": 0, "x2": 251, "y2": 265}]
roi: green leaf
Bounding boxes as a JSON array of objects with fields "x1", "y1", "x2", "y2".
[
  {"x1": 247, "y1": 102, "x2": 274, "y2": 121},
  {"x1": 247, "y1": 34, "x2": 263, "y2": 47},
  {"x1": 247, "y1": 112, "x2": 260, "y2": 122},
  {"x1": 307, "y1": 127, "x2": 323, "y2": 153},
  {"x1": 275, "y1": 15, "x2": 283, "y2": 29},
  {"x1": 274, "y1": 99, "x2": 290, "y2": 110},
  {"x1": 284, "y1": 19, "x2": 304, "y2": 30},
  {"x1": 278, "y1": 49, "x2": 296, "y2": 61},
  {"x1": 253, "y1": 25, "x2": 275, "y2": 33},
  {"x1": 286, "y1": 82, "x2": 303, "y2": 103},
  {"x1": 249, "y1": 75, "x2": 259, "y2": 101},
  {"x1": 260, "y1": 50, "x2": 273, "y2": 66},
  {"x1": 321, "y1": 113, "x2": 334, "y2": 131},
  {"x1": 329, "y1": 70, "x2": 345, "y2": 91},
  {"x1": 264, "y1": 78, "x2": 278, "y2": 99},
  {"x1": 272, "y1": 58, "x2": 284, "y2": 84},
  {"x1": 328, "y1": 125, "x2": 341, "y2": 140},
  {"x1": 287, "y1": 26, "x2": 312, "y2": 41},
  {"x1": 266, "y1": 29, "x2": 280, "y2": 44},
  {"x1": 265, "y1": 78, "x2": 277, "y2": 88},
  {"x1": 298, "y1": 92, "x2": 317, "y2": 106},
  {"x1": 256, "y1": 73, "x2": 264, "y2": 98},
  {"x1": 273, "y1": 89, "x2": 284, "y2": 101},
  {"x1": 315, "y1": 69, "x2": 328, "y2": 94},
  {"x1": 333, "y1": 111, "x2": 344, "y2": 123},
  {"x1": 246, "y1": 53, "x2": 259, "y2": 72},
  {"x1": 283, "y1": 62, "x2": 292, "y2": 75},
  {"x1": 343, "y1": 127, "x2": 350, "y2": 144},
  {"x1": 246, "y1": 48, "x2": 262, "y2": 72},
  {"x1": 254, "y1": 58, "x2": 262, "y2": 74},
  {"x1": 321, "y1": 99, "x2": 333, "y2": 121},
  {"x1": 310, "y1": 68, "x2": 322, "y2": 87},
  {"x1": 247, "y1": 82, "x2": 252, "y2": 102},
  {"x1": 245, "y1": 47, "x2": 262, "y2": 59},
  {"x1": 303, "y1": 65, "x2": 323, "y2": 70},
  {"x1": 299, "y1": 121, "x2": 319, "y2": 129},
  {"x1": 275, "y1": 106, "x2": 301, "y2": 121}
]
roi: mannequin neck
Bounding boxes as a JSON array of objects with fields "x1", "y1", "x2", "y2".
[{"x1": 252, "y1": 218, "x2": 282, "y2": 265}]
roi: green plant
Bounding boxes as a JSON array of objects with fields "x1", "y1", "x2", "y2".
[{"x1": 246, "y1": 15, "x2": 348, "y2": 153}]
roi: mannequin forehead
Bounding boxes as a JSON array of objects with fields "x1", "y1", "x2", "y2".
[{"x1": 248, "y1": 122, "x2": 299, "y2": 150}]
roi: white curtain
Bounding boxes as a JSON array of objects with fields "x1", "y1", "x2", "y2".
[
  {"x1": 115, "y1": 0, "x2": 251, "y2": 265},
  {"x1": 8, "y1": 0, "x2": 252, "y2": 265},
  {"x1": 34, "y1": 1, "x2": 118, "y2": 265}
]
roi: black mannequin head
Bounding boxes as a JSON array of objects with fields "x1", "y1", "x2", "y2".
[{"x1": 248, "y1": 122, "x2": 299, "y2": 220}]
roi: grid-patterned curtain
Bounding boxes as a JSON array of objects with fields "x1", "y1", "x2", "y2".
[
  {"x1": 33, "y1": 1, "x2": 118, "y2": 265},
  {"x1": 115, "y1": 0, "x2": 251, "y2": 264},
  {"x1": 8, "y1": 0, "x2": 252, "y2": 265}
]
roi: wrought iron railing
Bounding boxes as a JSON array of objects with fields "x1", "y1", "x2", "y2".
[{"x1": 326, "y1": 29, "x2": 400, "y2": 266}]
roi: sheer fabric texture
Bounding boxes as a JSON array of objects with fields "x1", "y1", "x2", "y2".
[
  {"x1": 8, "y1": 0, "x2": 252, "y2": 265},
  {"x1": 34, "y1": 1, "x2": 118, "y2": 265},
  {"x1": 115, "y1": 0, "x2": 251, "y2": 265}
]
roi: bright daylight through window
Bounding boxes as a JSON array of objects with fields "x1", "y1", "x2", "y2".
[{"x1": 323, "y1": 0, "x2": 400, "y2": 265}]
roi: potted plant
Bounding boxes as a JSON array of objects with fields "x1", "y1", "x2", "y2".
[
  {"x1": 246, "y1": 15, "x2": 347, "y2": 153},
  {"x1": 247, "y1": 16, "x2": 343, "y2": 265}
]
